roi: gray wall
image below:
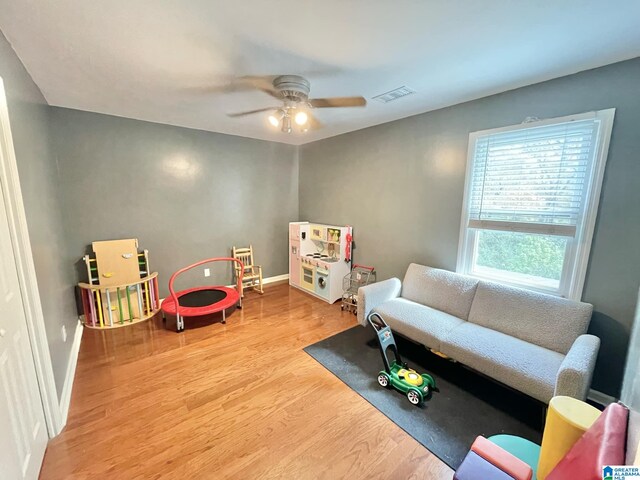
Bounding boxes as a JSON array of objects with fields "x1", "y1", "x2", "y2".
[
  {"x1": 49, "y1": 108, "x2": 298, "y2": 297},
  {"x1": 0, "y1": 32, "x2": 78, "y2": 398},
  {"x1": 622, "y1": 289, "x2": 640, "y2": 408},
  {"x1": 622, "y1": 288, "x2": 640, "y2": 463},
  {"x1": 299, "y1": 57, "x2": 640, "y2": 397}
]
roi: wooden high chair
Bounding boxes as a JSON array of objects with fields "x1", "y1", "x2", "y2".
[{"x1": 232, "y1": 245, "x2": 264, "y2": 296}]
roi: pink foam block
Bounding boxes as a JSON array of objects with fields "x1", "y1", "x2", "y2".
[
  {"x1": 470, "y1": 436, "x2": 533, "y2": 480},
  {"x1": 547, "y1": 402, "x2": 628, "y2": 480}
]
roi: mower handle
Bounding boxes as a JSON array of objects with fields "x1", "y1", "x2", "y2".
[{"x1": 367, "y1": 312, "x2": 389, "y2": 332}]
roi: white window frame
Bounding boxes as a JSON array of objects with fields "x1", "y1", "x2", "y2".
[{"x1": 456, "y1": 109, "x2": 615, "y2": 300}]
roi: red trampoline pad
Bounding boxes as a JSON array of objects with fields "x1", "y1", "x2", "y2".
[{"x1": 161, "y1": 286, "x2": 240, "y2": 317}]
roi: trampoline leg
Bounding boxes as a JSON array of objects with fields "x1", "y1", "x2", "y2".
[
  {"x1": 176, "y1": 313, "x2": 184, "y2": 332},
  {"x1": 222, "y1": 309, "x2": 226, "y2": 324}
]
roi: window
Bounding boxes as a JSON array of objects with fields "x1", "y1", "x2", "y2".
[{"x1": 457, "y1": 109, "x2": 614, "y2": 300}]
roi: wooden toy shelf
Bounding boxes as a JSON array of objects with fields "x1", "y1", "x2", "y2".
[
  {"x1": 78, "y1": 239, "x2": 160, "y2": 329},
  {"x1": 78, "y1": 273, "x2": 160, "y2": 329}
]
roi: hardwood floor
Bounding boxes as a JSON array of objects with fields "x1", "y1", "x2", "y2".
[{"x1": 40, "y1": 283, "x2": 453, "y2": 479}]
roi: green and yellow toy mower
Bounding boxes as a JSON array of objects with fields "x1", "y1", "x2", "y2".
[{"x1": 368, "y1": 312, "x2": 436, "y2": 405}]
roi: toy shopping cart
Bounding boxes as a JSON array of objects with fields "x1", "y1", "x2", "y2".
[{"x1": 341, "y1": 265, "x2": 376, "y2": 314}]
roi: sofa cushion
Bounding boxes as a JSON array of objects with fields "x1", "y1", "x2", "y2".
[
  {"x1": 401, "y1": 264, "x2": 479, "y2": 320},
  {"x1": 374, "y1": 298, "x2": 465, "y2": 352},
  {"x1": 441, "y1": 323, "x2": 564, "y2": 403},
  {"x1": 467, "y1": 281, "x2": 593, "y2": 355}
]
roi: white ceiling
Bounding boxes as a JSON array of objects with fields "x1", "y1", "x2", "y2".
[{"x1": 1, "y1": 1, "x2": 639, "y2": 145}]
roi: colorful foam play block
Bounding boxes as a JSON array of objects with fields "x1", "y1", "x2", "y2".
[
  {"x1": 472, "y1": 436, "x2": 533, "y2": 480},
  {"x1": 538, "y1": 396, "x2": 602, "y2": 479},
  {"x1": 454, "y1": 436, "x2": 534, "y2": 480},
  {"x1": 488, "y1": 434, "x2": 540, "y2": 478},
  {"x1": 454, "y1": 451, "x2": 515, "y2": 480},
  {"x1": 547, "y1": 402, "x2": 628, "y2": 480}
]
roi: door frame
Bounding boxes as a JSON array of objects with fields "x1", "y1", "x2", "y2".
[{"x1": 0, "y1": 77, "x2": 63, "y2": 436}]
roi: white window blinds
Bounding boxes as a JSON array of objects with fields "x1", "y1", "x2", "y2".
[{"x1": 468, "y1": 117, "x2": 601, "y2": 237}]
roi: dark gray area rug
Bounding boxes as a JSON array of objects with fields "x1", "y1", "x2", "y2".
[{"x1": 304, "y1": 326, "x2": 544, "y2": 469}]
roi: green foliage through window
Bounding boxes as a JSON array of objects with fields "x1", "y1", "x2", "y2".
[{"x1": 475, "y1": 230, "x2": 566, "y2": 280}]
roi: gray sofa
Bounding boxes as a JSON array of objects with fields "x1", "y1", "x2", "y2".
[{"x1": 357, "y1": 263, "x2": 600, "y2": 404}]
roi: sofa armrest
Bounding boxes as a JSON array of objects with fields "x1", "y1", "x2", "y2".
[
  {"x1": 357, "y1": 278, "x2": 402, "y2": 327},
  {"x1": 554, "y1": 334, "x2": 600, "y2": 400}
]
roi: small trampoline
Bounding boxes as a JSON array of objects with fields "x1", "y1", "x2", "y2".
[{"x1": 161, "y1": 257, "x2": 243, "y2": 332}]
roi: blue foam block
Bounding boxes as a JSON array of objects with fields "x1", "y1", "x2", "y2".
[{"x1": 454, "y1": 451, "x2": 515, "y2": 480}]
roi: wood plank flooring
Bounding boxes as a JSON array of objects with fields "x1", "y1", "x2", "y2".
[{"x1": 40, "y1": 283, "x2": 453, "y2": 479}]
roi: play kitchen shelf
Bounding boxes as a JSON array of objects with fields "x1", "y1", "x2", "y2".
[{"x1": 289, "y1": 222, "x2": 352, "y2": 303}]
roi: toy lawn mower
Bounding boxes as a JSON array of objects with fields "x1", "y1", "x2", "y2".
[{"x1": 368, "y1": 312, "x2": 436, "y2": 405}]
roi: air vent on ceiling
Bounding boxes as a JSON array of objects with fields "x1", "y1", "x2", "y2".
[{"x1": 372, "y1": 86, "x2": 416, "y2": 103}]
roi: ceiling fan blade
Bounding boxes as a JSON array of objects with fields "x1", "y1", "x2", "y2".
[
  {"x1": 238, "y1": 76, "x2": 282, "y2": 99},
  {"x1": 227, "y1": 107, "x2": 279, "y2": 118},
  {"x1": 310, "y1": 96, "x2": 366, "y2": 108},
  {"x1": 257, "y1": 87, "x2": 281, "y2": 100},
  {"x1": 189, "y1": 75, "x2": 281, "y2": 98}
]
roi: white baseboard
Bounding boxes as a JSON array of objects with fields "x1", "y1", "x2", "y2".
[
  {"x1": 263, "y1": 273, "x2": 289, "y2": 285},
  {"x1": 237, "y1": 273, "x2": 289, "y2": 287},
  {"x1": 160, "y1": 274, "x2": 291, "y2": 305},
  {"x1": 58, "y1": 320, "x2": 83, "y2": 428},
  {"x1": 588, "y1": 388, "x2": 617, "y2": 407}
]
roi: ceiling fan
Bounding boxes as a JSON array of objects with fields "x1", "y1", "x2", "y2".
[{"x1": 226, "y1": 75, "x2": 366, "y2": 133}]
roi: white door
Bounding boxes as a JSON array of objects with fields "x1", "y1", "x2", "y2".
[{"x1": 0, "y1": 171, "x2": 48, "y2": 477}]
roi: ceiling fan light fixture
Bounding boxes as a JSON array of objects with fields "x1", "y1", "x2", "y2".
[
  {"x1": 294, "y1": 110, "x2": 308, "y2": 126},
  {"x1": 226, "y1": 74, "x2": 364, "y2": 134},
  {"x1": 282, "y1": 115, "x2": 292, "y2": 134},
  {"x1": 268, "y1": 109, "x2": 283, "y2": 128}
]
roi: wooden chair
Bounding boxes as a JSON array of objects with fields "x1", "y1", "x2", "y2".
[{"x1": 232, "y1": 245, "x2": 264, "y2": 296}]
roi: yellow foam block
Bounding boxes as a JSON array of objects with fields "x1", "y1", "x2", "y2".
[{"x1": 537, "y1": 396, "x2": 601, "y2": 479}]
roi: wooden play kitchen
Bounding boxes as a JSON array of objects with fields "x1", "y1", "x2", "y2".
[
  {"x1": 289, "y1": 222, "x2": 353, "y2": 304},
  {"x1": 77, "y1": 239, "x2": 160, "y2": 329}
]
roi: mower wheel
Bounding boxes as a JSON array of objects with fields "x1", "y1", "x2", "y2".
[
  {"x1": 407, "y1": 389, "x2": 421, "y2": 405},
  {"x1": 377, "y1": 374, "x2": 390, "y2": 388}
]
